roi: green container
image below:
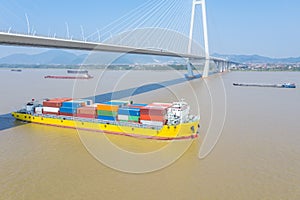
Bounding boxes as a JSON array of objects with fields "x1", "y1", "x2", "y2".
[
  {"x1": 128, "y1": 116, "x2": 140, "y2": 122},
  {"x1": 97, "y1": 110, "x2": 118, "y2": 117}
]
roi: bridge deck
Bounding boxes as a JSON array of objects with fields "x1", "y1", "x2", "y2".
[{"x1": 0, "y1": 32, "x2": 230, "y2": 62}]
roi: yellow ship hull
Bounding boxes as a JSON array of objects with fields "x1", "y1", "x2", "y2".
[{"x1": 12, "y1": 112, "x2": 199, "y2": 140}]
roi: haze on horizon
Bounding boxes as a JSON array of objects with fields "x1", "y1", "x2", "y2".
[{"x1": 0, "y1": 0, "x2": 299, "y2": 58}]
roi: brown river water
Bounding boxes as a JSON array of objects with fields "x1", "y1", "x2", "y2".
[{"x1": 0, "y1": 69, "x2": 299, "y2": 199}]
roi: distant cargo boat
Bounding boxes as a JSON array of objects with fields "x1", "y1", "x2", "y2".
[
  {"x1": 233, "y1": 83, "x2": 296, "y2": 88},
  {"x1": 44, "y1": 74, "x2": 93, "y2": 79},
  {"x1": 11, "y1": 69, "x2": 22, "y2": 72},
  {"x1": 67, "y1": 70, "x2": 88, "y2": 74},
  {"x1": 12, "y1": 98, "x2": 200, "y2": 140}
]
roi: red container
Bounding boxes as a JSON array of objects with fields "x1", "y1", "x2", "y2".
[
  {"x1": 43, "y1": 98, "x2": 73, "y2": 108},
  {"x1": 43, "y1": 102, "x2": 61, "y2": 108},
  {"x1": 140, "y1": 106, "x2": 167, "y2": 116},
  {"x1": 140, "y1": 114, "x2": 165, "y2": 122},
  {"x1": 77, "y1": 106, "x2": 97, "y2": 115},
  {"x1": 59, "y1": 112, "x2": 75, "y2": 117},
  {"x1": 76, "y1": 113, "x2": 97, "y2": 119},
  {"x1": 51, "y1": 98, "x2": 72, "y2": 102}
]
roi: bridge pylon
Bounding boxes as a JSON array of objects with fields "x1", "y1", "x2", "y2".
[{"x1": 188, "y1": 0, "x2": 210, "y2": 78}]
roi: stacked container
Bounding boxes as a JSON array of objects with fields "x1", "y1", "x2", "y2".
[
  {"x1": 116, "y1": 103, "x2": 147, "y2": 122},
  {"x1": 140, "y1": 103, "x2": 172, "y2": 126},
  {"x1": 42, "y1": 98, "x2": 72, "y2": 115},
  {"x1": 76, "y1": 104, "x2": 98, "y2": 119},
  {"x1": 59, "y1": 100, "x2": 88, "y2": 116},
  {"x1": 97, "y1": 101, "x2": 128, "y2": 121},
  {"x1": 117, "y1": 107, "x2": 140, "y2": 122}
]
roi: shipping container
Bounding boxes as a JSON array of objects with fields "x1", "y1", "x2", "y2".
[
  {"x1": 43, "y1": 98, "x2": 72, "y2": 107},
  {"x1": 118, "y1": 107, "x2": 140, "y2": 116},
  {"x1": 117, "y1": 114, "x2": 129, "y2": 121},
  {"x1": 76, "y1": 113, "x2": 97, "y2": 119},
  {"x1": 97, "y1": 115, "x2": 117, "y2": 121},
  {"x1": 128, "y1": 116, "x2": 139, "y2": 122},
  {"x1": 97, "y1": 104, "x2": 119, "y2": 112},
  {"x1": 97, "y1": 110, "x2": 118, "y2": 117},
  {"x1": 35, "y1": 107, "x2": 43, "y2": 114},
  {"x1": 43, "y1": 107, "x2": 60, "y2": 113},
  {"x1": 140, "y1": 107, "x2": 167, "y2": 116},
  {"x1": 62, "y1": 101, "x2": 85, "y2": 108},
  {"x1": 140, "y1": 114, "x2": 165, "y2": 121},
  {"x1": 117, "y1": 115, "x2": 139, "y2": 122},
  {"x1": 43, "y1": 101, "x2": 62, "y2": 108},
  {"x1": 60, "y1": 107, "x2": 77, "y2": 114},
  {"x1": 77, "y1": 106, "x2": 97, "y2": 115}
]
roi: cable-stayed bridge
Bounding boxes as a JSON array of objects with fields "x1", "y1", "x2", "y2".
[{"x1": 0, "y1": 0, "x2": 234, "y2": 77}]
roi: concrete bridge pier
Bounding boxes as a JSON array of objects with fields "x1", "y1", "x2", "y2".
[
  {"x1": 186, "y1": 60, "x2": 195, "y2": 78},
  {"x1": 202, "y1": 59, "x2": 210, "y2": 78},
  {"x1": 214, "y1": 60, "x2": 230, "y2": 73},
  {"x1": 223, "y1": 62, "x2": 227, "y2": 72},
  {"x1": 220, "y1": 61, "x2": 224, "y2": 73}
]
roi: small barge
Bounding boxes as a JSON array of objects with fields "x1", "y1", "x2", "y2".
[
  {"x1": 45, "y1": 74, "x2": 93, "y2": 79},
  {"x1": 233, "y1": 83, "x2": 296, "y2": 88},
  {"x1": 67, "y1": 70, "x2": 88, "y2": 74},
  {"x1": 11, "y1": 69, "x2": 22, "y2": 72}
]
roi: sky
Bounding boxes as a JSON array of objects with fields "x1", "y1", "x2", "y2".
[{"x1": 0, "y1": 0, "x2": 299, "y2": 58}]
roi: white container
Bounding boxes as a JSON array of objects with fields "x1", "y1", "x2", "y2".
[
  {"x1": 88, "y1": 103, "x2": 100, "y2": 108},
  {"x1": 35, "y1": 107, "x2": 43, "y2": 114},
  {"x1": 118, "y1": 115, "x2": 129, "y2": 121},
  {"x1": 43, "y1": 107, "x2": 60, "y2": 113},
  {"x1": 140, "y1": 120, "x2": 164, "y2": 126}
]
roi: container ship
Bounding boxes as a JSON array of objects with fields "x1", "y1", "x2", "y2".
[{"x1": 12, "y1": 98, "x2": 200, "y2": 140}]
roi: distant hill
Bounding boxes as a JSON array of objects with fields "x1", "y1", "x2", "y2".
[
  {"x1": 0, "y1": 50, "x2": 87, "y2": 65},
  {"x1": 0, "y1": 50, "x2": 184, "y2": 65},
  {"x1": 212, "y1": 53, "x2": 300, "y2": 64}
]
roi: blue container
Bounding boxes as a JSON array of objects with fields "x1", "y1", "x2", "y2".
[
  {"x1": 130, "y1": 104, "x2": 148, "y2": 107},
  {"x1": 118, "y1": 107, "x2": 140, "y2": 116},
  {"x1": 62, "y1": 101, "x2": 82, "y2": 109},
  {"x1": 60, "y1": 107, "x2": 77, "y2": 114},
  {"x1": 97, "y1": 115, "x2": 117, "y2": 121},
  {"x1": 103, "y1": 101, "x2": 127, "y2": 107}
]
